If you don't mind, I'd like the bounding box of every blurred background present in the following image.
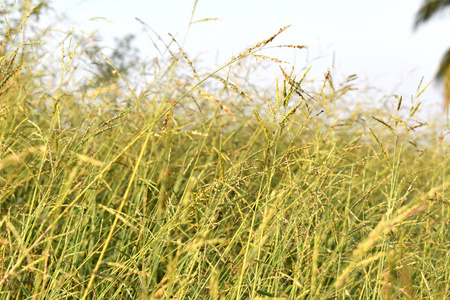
[50,0,450,116]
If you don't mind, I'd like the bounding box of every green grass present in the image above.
[0,2,449,299]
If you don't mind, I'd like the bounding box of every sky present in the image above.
[50,0,450,116]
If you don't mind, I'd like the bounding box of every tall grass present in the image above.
[0,2,449,299]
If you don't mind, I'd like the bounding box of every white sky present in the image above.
[51,0,450,115]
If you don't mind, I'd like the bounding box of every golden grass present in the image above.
[0,2,449,299]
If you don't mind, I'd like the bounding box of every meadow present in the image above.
[0,2,449,299]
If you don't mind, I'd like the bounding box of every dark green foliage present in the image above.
[414,0,450,107]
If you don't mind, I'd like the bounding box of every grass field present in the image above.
[0,2,449,299]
